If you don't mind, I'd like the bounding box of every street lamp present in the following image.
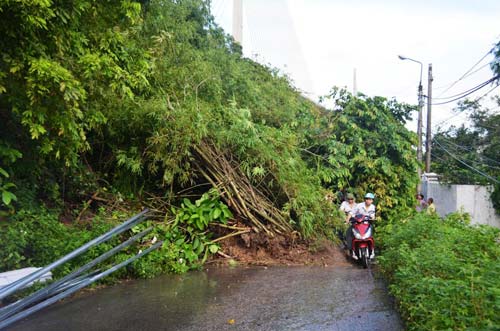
[398,55,424,191]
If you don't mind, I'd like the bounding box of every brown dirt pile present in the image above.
[212,231,349,267]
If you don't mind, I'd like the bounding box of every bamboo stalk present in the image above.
[210,229,251,243]
[216,251,232,258]
[209,223,249,231]
[193,141,292,238]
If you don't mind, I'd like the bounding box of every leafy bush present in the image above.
[131,190,232,276]
[377,212,500,330]
[0,191,232,282]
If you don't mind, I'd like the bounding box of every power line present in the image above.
[432,111,467,129]
[432,76,499,105]
[431,153,448,163]
[434,143,500,170]
[437,47,494,97]
[433,76,496,100]
[436,136,500,166]
[473,83,500,102]
[434,145,500,173]
[461,62,491,80]
[433,139,499,184]
[433,62,490,91]
[433,90,500,129]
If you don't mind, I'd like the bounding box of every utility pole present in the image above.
[398,55,424,192]
[417,80,423,192]
[425,64,433,173]
[232,0,243,45]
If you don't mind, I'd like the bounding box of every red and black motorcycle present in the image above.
[348,214,375,268]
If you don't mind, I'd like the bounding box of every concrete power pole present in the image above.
[425,64,433,173]
[417,81,423,191]
[232,0,243,45]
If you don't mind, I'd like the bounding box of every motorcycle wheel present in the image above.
[361,247,369,268]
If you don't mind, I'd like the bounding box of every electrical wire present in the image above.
[432,76,499,105]
[472,84,500,103]
[433,76,497,100]
[433,140,499,184]
[436,136,500,166]
[434,144,500,172]
[435,143,500,170]
[433,111,467,129]
[433,90,500,129]
[437,47,494,97]
[461,62,491,80]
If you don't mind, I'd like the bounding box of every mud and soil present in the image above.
[214,232,345,267]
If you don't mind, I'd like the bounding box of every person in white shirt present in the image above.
[349,194,376,220]
[345,193,376,259]
[339,193,356,222]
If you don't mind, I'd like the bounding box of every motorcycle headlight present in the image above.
[353,230,362,239]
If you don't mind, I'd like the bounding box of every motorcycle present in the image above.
[346,214,375,268]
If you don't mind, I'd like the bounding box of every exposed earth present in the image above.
[214,233,344,267]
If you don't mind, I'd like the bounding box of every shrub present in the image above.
[377,212,500,330]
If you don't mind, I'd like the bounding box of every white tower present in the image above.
[232,0,243,44]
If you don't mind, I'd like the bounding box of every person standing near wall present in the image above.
[426,198,436,215]
[416,193,427,212]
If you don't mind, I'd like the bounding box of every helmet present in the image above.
[346,193,354,200]
[364,193,375,199]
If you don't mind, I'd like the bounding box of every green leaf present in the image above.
[2,191,16,205]
[196,243,205,255]
[209,244,219,254]
[0,168,9,178]
[213,208,221,219]
[193,237,200,250]
[196,219,204,230]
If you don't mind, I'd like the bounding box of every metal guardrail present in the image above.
[0,209,163,330]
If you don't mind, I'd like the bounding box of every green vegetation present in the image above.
[0,190,230,280]
[0,1,499,330]
[0,0,418,274]
[378,213,500,330]
[430,40,500,212]
[432,99,500,213]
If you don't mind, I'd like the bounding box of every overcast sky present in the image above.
[210,0,500,131]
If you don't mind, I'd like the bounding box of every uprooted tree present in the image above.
[1,0,418,273]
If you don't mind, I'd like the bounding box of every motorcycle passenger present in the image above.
[345,193,376,259]
[339,193,356,223]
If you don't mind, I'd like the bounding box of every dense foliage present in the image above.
[0,0,418,231]
[432,99,500,213]
[0,0,417,283]
[0,190,230,277]
[378,213,500,330]
[1,2,498,330]
[311,88,418,218]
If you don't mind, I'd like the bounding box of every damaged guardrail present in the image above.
[0,209,162,330]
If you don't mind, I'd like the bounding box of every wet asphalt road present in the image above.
[7,265,403,331]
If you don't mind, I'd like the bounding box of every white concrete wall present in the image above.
[0,267,52,289]
[422,181,500,228]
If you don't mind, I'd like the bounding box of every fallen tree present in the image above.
[194,141,294,237]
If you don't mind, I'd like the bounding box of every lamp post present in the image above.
[398,55,424,191]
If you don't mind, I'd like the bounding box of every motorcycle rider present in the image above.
[345,193,376,259]
[339,193,356,223]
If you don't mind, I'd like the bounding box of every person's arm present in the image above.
[339,201,346,212]
[349,204,359,218]
[368,205,376,220]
